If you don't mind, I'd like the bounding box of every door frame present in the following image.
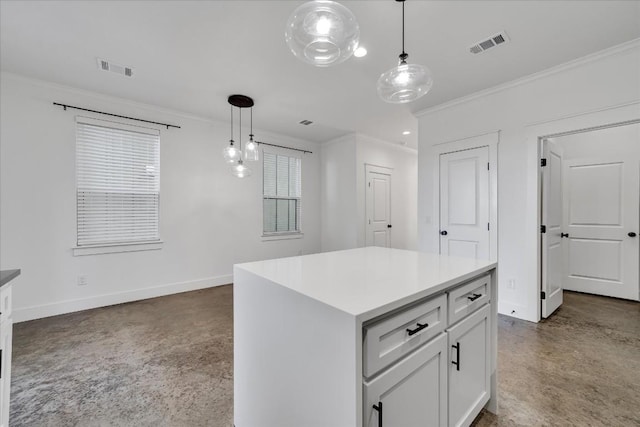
[434,132,499,262]
[525,101,640,321]
[365,164,393,247]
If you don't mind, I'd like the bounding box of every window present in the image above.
[263,152,301,235]
[75,117,160,248]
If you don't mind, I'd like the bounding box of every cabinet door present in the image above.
[364,333,447,427]
[448,304,490,427]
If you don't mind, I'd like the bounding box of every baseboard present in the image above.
[13,274,233,323]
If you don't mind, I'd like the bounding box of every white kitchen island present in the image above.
[234,247,497,427]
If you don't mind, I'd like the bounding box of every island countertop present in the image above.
[0,269,20,288]
[235,247,496,320]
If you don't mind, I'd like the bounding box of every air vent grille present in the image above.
[96,58,134,78]
[469,31,510,55]
[299,120,313,126]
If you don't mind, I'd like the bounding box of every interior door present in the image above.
[541,140,564,318]
[439,147,490,259]
[363,333,447,427]
[563,155,639,300]
[366,166,392,248]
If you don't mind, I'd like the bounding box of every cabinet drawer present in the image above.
[363,294,447,378]
[448,274,490,326]
[0,284,11,323]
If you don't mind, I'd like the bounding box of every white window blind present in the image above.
[263,152,301,234]
[76,117,160,246]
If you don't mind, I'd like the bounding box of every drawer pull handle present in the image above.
[467,293,482,301]
[406,322,429,336]
[451,343,460,371]
[373,401,382,427]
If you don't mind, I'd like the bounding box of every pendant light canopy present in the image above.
[377,0,433,104]
[285,0,360,67]
[224,95,258,178]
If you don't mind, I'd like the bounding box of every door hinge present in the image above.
[540,158,547,167]
[541,225,546,233]
[541,291,546,300]
[487,223,490,231]
[368,181,371,187]
[487,162,490,171]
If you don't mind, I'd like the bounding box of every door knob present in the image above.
[440,230,448,236]
[560,233,569,238]
[629,232,637,237]
[387,224,392,228]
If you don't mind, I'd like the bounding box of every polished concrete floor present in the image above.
[10,287,640,426]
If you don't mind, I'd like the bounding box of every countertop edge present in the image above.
[0,269,21,287]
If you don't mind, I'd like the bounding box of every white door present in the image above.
[366,166,392,248]
[439,147,490,259]
[447,304,491,427]
[563,156,639,300]
[363,333,447,427]
[541,140,564,317]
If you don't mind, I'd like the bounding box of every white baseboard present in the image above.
[13,274,233,323]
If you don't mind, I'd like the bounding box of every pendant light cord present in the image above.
[230,105,234,143]
[250,107,253,139]
[399,0,408,63]
[239,108,242,152]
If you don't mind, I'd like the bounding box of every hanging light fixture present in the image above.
[285,0,360,67]
[225,95,255,178]
[243,106,259,162]
[377,0,433,104]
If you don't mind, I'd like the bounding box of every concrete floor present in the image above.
[10,287,640,426]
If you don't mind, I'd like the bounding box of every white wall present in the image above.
[417,41,640,322]
[320,133,418,252]
[320,135,358,252]
[0,73,321,322]
[556,123,640,160]
[355,134,418,250]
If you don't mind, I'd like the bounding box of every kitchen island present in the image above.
[234,247,497,427]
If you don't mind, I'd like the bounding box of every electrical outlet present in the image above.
[77,275,88,286]
[507,279,516,290]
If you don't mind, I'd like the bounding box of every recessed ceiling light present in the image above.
[402,130,411,135]
[354,46,367,58]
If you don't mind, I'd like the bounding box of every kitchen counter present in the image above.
[234,247,498,426]
[0,269,20,288]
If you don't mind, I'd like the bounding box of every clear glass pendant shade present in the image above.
[230,160,252,178]
[244,138,259,161]
[377,61,433,104]
[223,142,242,164]
[285,0,360,67]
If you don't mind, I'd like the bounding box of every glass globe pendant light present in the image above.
[222,105,241,164]
[231,159,252,178]
[285,0,360,67]
[243,107,259,162]
[377,0,433,104]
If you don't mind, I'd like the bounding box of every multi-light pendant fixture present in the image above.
[223,95,258,178]
[285,0,432,103]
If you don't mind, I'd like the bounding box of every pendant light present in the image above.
[243,107,259,162]
[377,0,433,104]
[285,0,360,67]
[222,105,241,164]
[225,95,255,178]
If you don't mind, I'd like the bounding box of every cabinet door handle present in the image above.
[467,293,482,301]
[451,343,460,371]
[406,322,429,336]
[372,401,382,427]
[561,233,569,238]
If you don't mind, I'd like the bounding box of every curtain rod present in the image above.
[53,102,181,129]
[256,140,313,154]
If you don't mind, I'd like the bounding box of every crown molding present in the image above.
[415,38,640,118]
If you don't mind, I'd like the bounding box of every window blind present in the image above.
[263,152,301,233]
[76,117,160,246]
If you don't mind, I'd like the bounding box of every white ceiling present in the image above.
[1,1,639,148]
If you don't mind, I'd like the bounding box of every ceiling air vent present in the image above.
[299,120,313,126]
[96,58,134,78]
[469,31,510,55]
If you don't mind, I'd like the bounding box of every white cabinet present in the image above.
[0,282,13,427]
[364,333,447,427]
[447,304,491,427]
